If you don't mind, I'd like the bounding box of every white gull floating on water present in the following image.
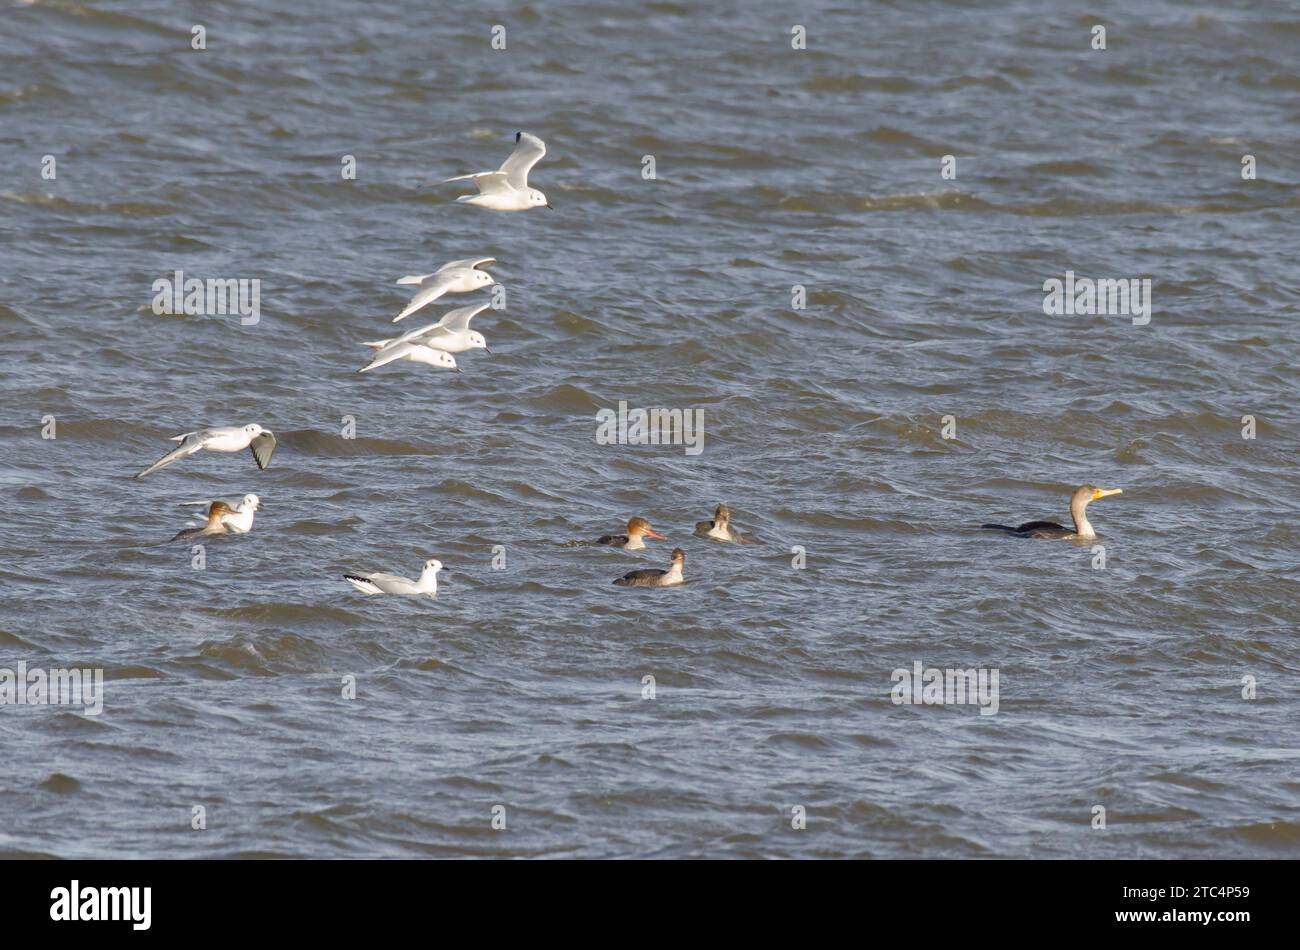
[344,559,443,597]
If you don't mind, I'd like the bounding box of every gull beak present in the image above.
[545,202,553,210]
[1094,488,1123,499]
[484,345,493,354]
[645,528,667,541]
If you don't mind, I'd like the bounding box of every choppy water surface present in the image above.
[1,0,1298,858]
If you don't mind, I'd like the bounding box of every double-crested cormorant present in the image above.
[613,548,685,587]
[982,485,1123,540]
[694,504,759,544]
[596,517,667,550]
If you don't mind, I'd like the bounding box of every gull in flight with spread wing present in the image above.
[135,424,276,478]
[363,302,492,358]
[393,257,496,323]
[344,558,443,597]
[357,340,459,374]
[443,132,551,211]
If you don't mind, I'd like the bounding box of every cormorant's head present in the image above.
[1074,485,1123,508]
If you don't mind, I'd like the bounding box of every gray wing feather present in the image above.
[499,132,546,189]
[249,431,276,470]
[441,302,491,332]
[135,437,202,478]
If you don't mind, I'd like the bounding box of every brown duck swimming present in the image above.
[613,548,685,588]
[694,503,758,544]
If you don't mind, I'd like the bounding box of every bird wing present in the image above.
[439,301,491,332]
[344,573,383,594]
[437,257,495,273]
[389,318,454,348]
[498,132,546,189]
[364,572,414,593]
[1014,520,1066,533]
[178,497,238,524]
[135,435,204,478]
[394,272,457,322]
[359,341,420,373]
[448,171,513,195]
[617,568,664,583]
[249,431,276,470]
[396,272,435,286]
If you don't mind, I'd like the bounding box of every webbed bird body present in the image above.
[982,485,1124,540]
[344,558,443,598]
[171,501,235,541]
[613,548,685,588]
[443,132,551,212]
[136,423,276,478]
[693,503,759,544]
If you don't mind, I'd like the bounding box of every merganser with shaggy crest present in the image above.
[596,517,667,550]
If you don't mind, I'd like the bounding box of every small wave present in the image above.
[802,74,918,94]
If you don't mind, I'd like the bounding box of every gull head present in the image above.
[424,558,444,574]
[244,423,265,438]
[473,270,494,288]
[413,347,458,371]
[240,493,261,511]
[466,331,488,352]
[527,188,551,209]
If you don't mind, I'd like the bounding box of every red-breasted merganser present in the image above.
[982,485,1123,540]
[694,503,758,544]
[613,548,685,588]
[177,494,261,535]
[171,500,237,541]
[596,517,667,550]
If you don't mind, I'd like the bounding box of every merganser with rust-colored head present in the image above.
[982,485,1124,540]
[694,503,759,544]
[596,517,667,551]
[613,548,685,588]
[171,500,237,542]
[177,494,261,535]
